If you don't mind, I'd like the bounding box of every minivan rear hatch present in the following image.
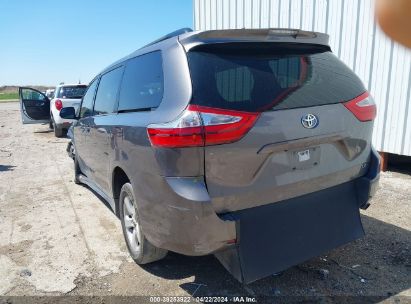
[187,43,374,213]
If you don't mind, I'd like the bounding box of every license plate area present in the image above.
[288,146,321,170]
[298,149,310,162]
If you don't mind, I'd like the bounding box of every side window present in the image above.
[79,80,99,118]
[118,51,164,111]
[21,88,47,101]
[94,67,123,115]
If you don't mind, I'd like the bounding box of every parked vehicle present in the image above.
[45,89,55,99]
[50,84,87,136]
[19,83,87,137]
[33,28,380,283]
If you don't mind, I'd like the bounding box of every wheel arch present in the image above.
[112,166,130,217]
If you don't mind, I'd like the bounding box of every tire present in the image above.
[119,183,167,264]
[51,114,64,137]
[74,154,81,184]
[54,123,64,137]
[68,142,75,160]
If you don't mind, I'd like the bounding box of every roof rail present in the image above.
[141,28,193,49]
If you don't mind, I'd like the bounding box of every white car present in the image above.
[45,89,55,99]
[49,84,87,137]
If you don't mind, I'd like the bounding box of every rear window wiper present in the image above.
[117,107,155,113]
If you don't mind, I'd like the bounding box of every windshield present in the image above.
[56,86,87,99]
[187,45,365,112]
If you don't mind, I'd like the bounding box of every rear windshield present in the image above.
[187,45,365,112]
[56,86,87,99]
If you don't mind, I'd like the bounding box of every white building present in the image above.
[193,0,411,157]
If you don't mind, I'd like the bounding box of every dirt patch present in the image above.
[99,217,118,234]
[19,224,32,232]
[0,240,34,266]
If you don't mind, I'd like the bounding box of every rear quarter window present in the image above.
[118,51,164,111]
[188,46,365,112]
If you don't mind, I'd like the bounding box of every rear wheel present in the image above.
[54,124,64,137]
[119,183,167,264]
[51,115,64,137]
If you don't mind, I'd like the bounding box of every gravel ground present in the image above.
[0,102,410,303]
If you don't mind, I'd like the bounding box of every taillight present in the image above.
[196,106,260,146]
[147,105,260,148]
[55,99,63,111]
[344,92,376,122]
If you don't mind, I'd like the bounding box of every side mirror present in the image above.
[60,107,77,119]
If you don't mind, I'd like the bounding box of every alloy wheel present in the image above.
[123,195,141,254]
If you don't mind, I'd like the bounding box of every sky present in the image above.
[0,0,193,86]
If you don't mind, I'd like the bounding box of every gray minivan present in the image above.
[59,28,381,283]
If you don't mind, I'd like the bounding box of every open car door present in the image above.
[19,87,50,124]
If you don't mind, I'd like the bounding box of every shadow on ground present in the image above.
[0,164,16,172]
[33,128,69,139]
[138,215,410,302]
[78,182,119,219]
[388,154,411,175]
[33,130,53,134]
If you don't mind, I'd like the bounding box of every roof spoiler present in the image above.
[179,28,330,50]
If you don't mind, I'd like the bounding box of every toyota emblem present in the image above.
[301,114,319,129]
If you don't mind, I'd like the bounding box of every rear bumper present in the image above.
[136,176,236,256]
[140,148,380,281]
[355,146,380,209]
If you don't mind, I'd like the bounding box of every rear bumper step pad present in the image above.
[215,180,365,284]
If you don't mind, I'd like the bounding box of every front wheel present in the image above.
[74,154,81,184]
[119,183,167,264]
